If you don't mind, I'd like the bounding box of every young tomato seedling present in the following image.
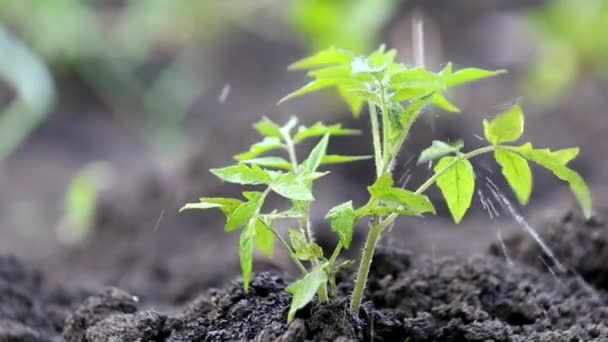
[183,45,592,322]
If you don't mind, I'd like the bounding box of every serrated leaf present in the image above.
[293,122,360,143]
[301,134,330,174]
[240,220,256,292]
[431,93,460,113]
[447,68,506,88]
[235,137,284,161]
[434,157,476,223]
[255,219,275,258]
[418,140,464,164]
[321,154,372,165]
[368,173,435,214]
[288,228,307,253]
[180,197,242,217]
[270,173,314,201]
[210,164,271,185]
[279,79,338,104]
[288,47,353,70]
[286,263,328,323]
[483,105,524,145]
[225,192,264,232]
[242,157,292,170]
[513,143,592,218]
[326,201,356,249]
[295,242,323,261]
[495,148,532,205]
[554,147,579,165]
[254,117,283,139]
[338,85,365,118]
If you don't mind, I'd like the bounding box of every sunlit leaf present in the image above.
[270,173,314,201]
[235,137,284,161]
[494,148,532,205]
[288,47,353,70]
[431,93,460,113]
[225,192,264,232]
[434,157,475,223]
[293,122,359,143]
[301,134,329,174]
[326,201,356,248]
[368,173,435,214]
[286,263,328,323]
[279,79,338,104]
[254,117,283,139]
[255,219,275,258]
[418,140,464,164]
[446,68,506,88]
[210,164,271,185]
[321,154,371,165]
[483,105,524,145]
[513,143,592,218]
[242,157,292,170]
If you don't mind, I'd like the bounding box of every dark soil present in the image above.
[2,204,608,341]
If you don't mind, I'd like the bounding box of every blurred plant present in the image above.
[289,0,398,53]
[0,27,54,162]
[524,0,608,105]
[58,162,113,244]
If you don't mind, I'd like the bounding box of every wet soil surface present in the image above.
[2,205,608,341]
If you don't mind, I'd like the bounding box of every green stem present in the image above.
[379,86,392,174]
[369,102,383,176]
[328,242,343,266]
[270,227,308,275]
[349,217,382,313]
[349,144,495,313]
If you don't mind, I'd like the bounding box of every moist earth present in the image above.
[1,205,608,341]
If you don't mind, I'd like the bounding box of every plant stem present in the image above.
[270,227,308,275]
[328,242,343,266]
[379,86,392,174]
[349,216,382,313]
[349,145,495,313]
[283,134,299,172]
[369,102,383,176]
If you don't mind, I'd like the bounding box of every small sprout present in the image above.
[182,45,592,322]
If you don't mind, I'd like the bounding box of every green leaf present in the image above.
[554,147,579,165]
[337,84,366,117]
[301,134,330,174]
[447,68,506,88]
[279,79,338,104]
[495,148,532,205]
[254,117,283,139]
[293,122,360,143]
[210,164,271,185]
[483,105,524,145]
[270,173,314,201]
[239,220,256,292]
[368,173,435,214]
[235,137,284,161]
[242,157,292,170]
[513,143,592,218]
[288,47,353,70]
[326,201,356,249]
[286,263,328,323]
[288,228,307,253]
[418,140,464,164]
[431,93,460,113]
[179,197,242,217]
[434,157,476,223]
[255,219,275,258]
[321,154,372,165]
[225,192,264,232]
[288,228,322,260]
